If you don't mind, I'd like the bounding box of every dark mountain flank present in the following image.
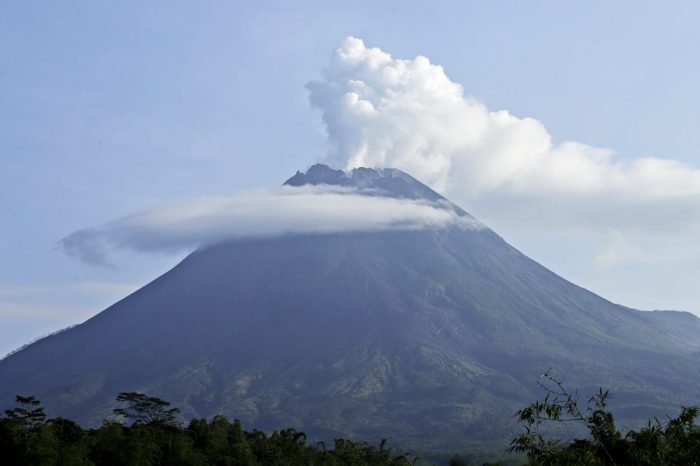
[2,165,700,449]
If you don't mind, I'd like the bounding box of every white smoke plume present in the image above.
[307,37,700,234]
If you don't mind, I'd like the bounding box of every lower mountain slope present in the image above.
[1,227,699,449]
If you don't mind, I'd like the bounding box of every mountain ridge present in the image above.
[1,165,699,449]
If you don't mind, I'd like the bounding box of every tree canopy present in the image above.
[3,382,700,465]
[112,392,180,426]
[0,393,415,466]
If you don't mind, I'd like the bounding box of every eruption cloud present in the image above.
[307,37,700,234]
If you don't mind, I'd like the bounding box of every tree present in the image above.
[3,395,46,432]
[509,370,621,465]
[509,370,700,466]
[112,392,180,426]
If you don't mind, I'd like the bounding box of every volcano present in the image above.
[2,164,700,449]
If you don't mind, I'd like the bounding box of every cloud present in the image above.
[61,37,700,276]
[61,186,478,266]
[307,37,700,234]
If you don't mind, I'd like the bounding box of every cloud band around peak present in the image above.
[61,186,480,266]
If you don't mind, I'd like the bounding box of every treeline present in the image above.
[4,381,700,466]
[0,393,416,466]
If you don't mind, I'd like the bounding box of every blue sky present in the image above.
[2,1,700,355]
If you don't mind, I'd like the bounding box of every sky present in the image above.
[2,1,700,356]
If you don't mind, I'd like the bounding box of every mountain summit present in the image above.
[1,165,700,449]
[285,164,449,203]
[285,164,469,218]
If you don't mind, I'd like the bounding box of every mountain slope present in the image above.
[1,165,699,449]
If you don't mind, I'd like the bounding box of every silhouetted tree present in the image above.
[510,370,700,466]
[3,395,46,432]
[112,392,180,426]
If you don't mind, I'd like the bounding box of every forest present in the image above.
[3,377,700,466]
[0,392,415,466]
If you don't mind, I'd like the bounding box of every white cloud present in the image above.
[307,37,700,234]
[61,186,478,266]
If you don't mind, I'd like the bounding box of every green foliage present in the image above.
[0,393,416,466]
[0,397,92,466]
[510,370,700,465]
[6,381,700,465]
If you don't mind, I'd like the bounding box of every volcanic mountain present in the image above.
[2,164,700,449]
